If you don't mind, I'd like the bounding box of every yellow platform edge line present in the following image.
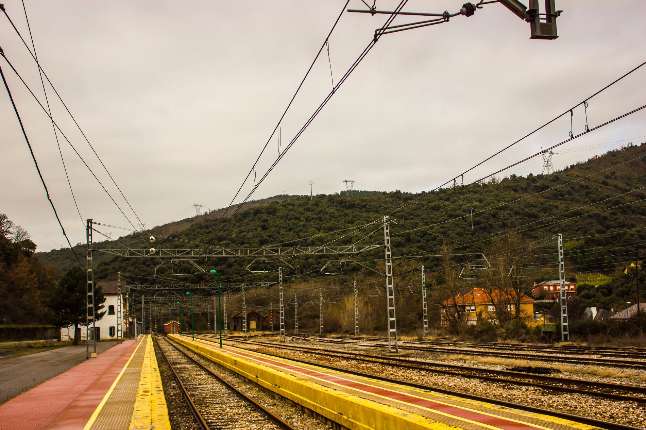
[84,337,145,430]
[129,336,171,430]
[171,334,459,430]
[218,341,594,430]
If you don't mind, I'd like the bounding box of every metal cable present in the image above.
[20,0,84,229]
[227,0,351,209]
[1,5,145,230]
[0,56,82,267]
[0,51,139,231]
[235,0,408,209]
[396,150,646,236]
[389,59,646,215]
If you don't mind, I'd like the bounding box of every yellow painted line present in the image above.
[84,337,145,430]
[222,343,503,430]
[129,336,171,430]
[172,335,459,430]
[193,336,593,430]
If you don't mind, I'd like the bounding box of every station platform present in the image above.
[0,335,170,430]
[172,334,595,430]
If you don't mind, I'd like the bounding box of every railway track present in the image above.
[193,336,641,430]
[285,335,646,363]
[225,337,646,403]
[155,336,294,430]
[378,342,646,369]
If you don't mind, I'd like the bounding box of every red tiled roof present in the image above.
[443,287,534,306]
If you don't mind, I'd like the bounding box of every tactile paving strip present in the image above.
[90,339,146,430]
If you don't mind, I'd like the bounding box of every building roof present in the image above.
[96,279,120,295]
[443,287,534,306]
[534,280,576,287]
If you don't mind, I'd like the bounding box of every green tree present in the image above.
[51,267,106,344]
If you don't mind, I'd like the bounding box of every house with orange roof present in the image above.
[441,287,535,326]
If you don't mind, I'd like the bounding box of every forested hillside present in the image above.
[33,144,646,337]
[39,143,646,283]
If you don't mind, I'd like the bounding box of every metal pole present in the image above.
[557,234,569,342]
[421,265,429,337]
[242,284,247,334]
[116,272,122,339]
[217,284,223,348]
[223,291,228,332]
[384,216,398,352]
[353,278,359,336]
[213,296,218,334]
[279,267,285,340]
[85,219,96,358]
[270,301,274,333]
[294,293,298,335]
[141,294,145,336]
[319,288,323,336]
[191,293,194,340]
[636,262,642,336]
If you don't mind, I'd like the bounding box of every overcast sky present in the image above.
[1,0,645,251]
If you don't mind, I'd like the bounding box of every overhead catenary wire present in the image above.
[389,59,646,216]
[20,0,83,229]
[0,50,139,231]
[394,105,646,239]
[236,1,409,209]
[0,53,82,267]
[395,149,646,237]
[227,0,351,210]
[1,5,145,230]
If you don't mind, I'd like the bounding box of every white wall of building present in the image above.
[60,294,126,341]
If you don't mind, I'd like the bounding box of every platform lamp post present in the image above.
[210,267,223,348]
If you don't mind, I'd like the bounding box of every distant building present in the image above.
[230,311,270,332]
[609,303,646,320]
[60,280,126,341]
[441,287,535,326]
[531,280,576,302]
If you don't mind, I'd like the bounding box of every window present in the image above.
[109,326,115,337]
[487,305,495,312]
[108,305,115,315]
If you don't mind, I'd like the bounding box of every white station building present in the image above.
[60,280,127,341]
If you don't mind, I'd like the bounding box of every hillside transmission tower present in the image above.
[343,179,355,191]
[542,149,556,174]
[193,203,204,216]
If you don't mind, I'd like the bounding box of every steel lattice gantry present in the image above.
[97,244,380,258]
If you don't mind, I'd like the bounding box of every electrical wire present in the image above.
[20,0,84,229]
[0,56,82,267]
[0,50,139,231]
[395,110,646,238]
[233,0,409,210]
[227,0,351,209]
[1,5,146,230]
[389,59,646,216]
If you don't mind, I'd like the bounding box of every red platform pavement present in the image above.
[0,339,139,430]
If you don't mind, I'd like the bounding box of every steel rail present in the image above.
[195,336,639,430]
[158,336,295,430]
[372,342,646,370]
[154,336,209,429]
[228,338,646,403]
